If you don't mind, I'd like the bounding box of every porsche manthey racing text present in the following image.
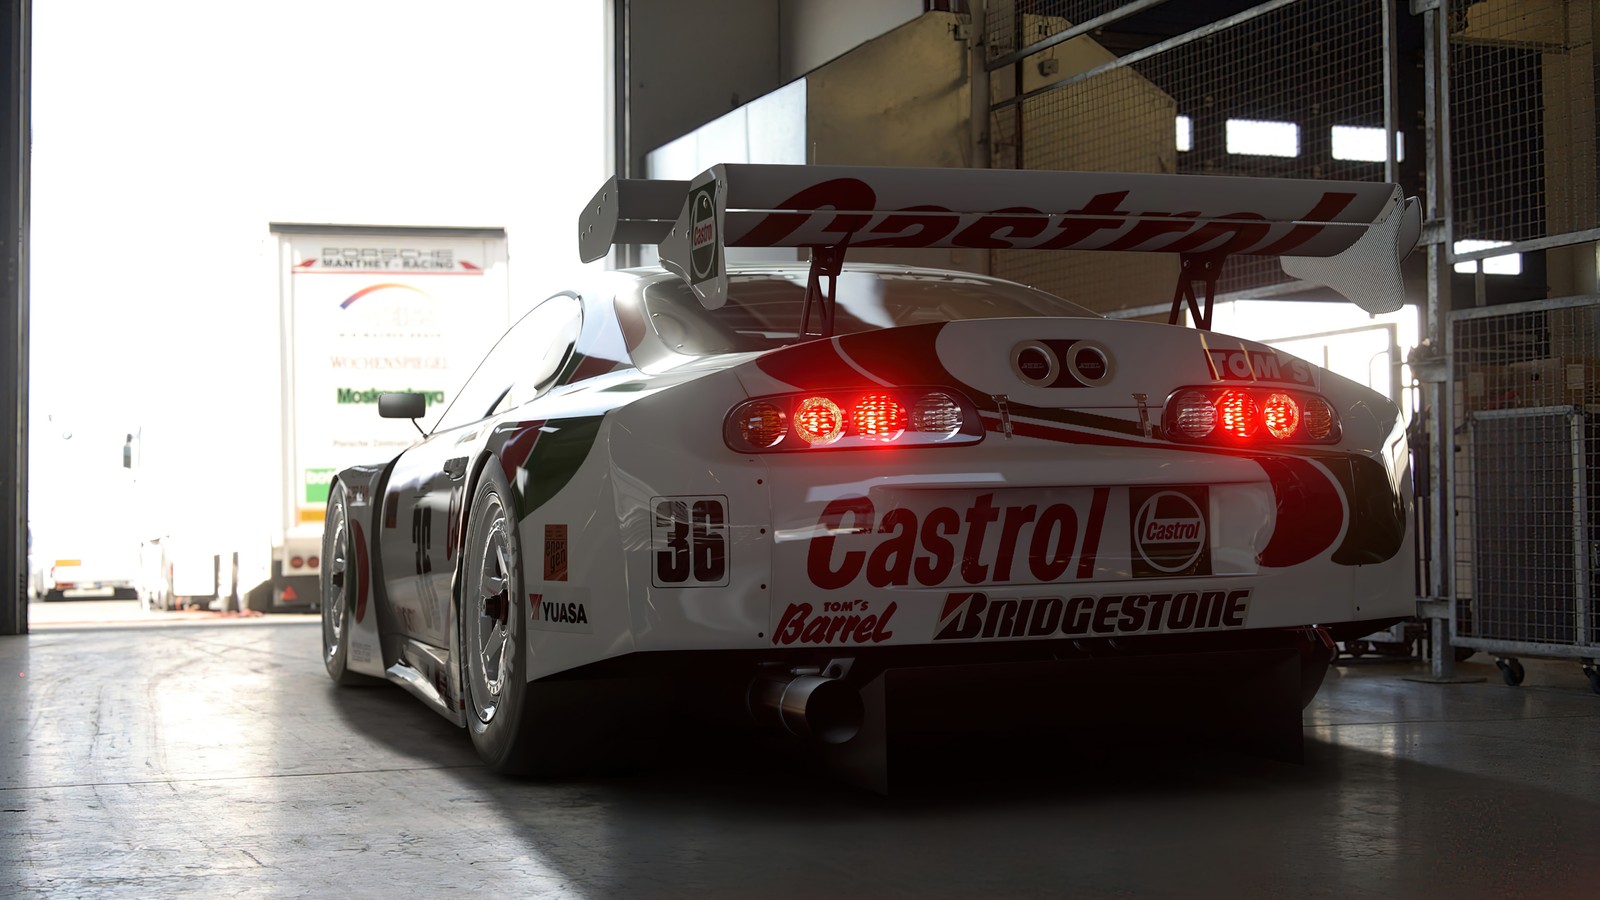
[318,164,1421,783]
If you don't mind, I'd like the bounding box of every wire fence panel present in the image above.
[986,0,1391,314]
[1451,298,1600,657]
[1449,0,1598,251]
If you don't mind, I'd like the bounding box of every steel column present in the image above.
[1,0,29,637]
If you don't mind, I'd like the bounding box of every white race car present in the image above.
[321,164,1421,781]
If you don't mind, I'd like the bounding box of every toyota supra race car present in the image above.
[320,164,1422,785]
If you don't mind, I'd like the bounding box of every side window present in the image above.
[433,294,583,433]
[496,296,583,413]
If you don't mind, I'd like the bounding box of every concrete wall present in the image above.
[625,0,781,175]
[779,0,923,81]
[625,0,926,171]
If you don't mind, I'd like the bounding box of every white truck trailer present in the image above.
[263,224,510,611]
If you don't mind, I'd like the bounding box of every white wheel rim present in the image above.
[467,490,515,724]
[322,499,350,663]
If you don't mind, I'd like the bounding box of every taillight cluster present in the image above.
[289,556,321,571]
[1164,387,1340,444]
[725,388,984,452]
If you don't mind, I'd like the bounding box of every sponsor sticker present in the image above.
[689,184,720,284]
[1129,486,1210,578]
[543,524,568,582]
[528,591,593,633]
[804,488,1111,590]
[932,588,1251,642]
[1208,348,1318,388]
[771,599,896,646]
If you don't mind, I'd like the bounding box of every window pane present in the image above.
[1331,125,1404,162]
[1453,240,1522,276]
[1225,119,1299,157]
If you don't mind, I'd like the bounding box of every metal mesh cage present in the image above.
[1451,299,1600,654]
[985,0,1390,312]
[1449,0,1598,248]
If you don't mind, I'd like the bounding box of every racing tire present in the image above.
[459,464,547,774]
[322,481,380,686]
[42,589,64,602]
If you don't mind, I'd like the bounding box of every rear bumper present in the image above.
[540,617,1400,687]
[530,620,1385,791]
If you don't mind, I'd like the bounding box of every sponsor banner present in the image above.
[1128,485,1210,578]
[528,591,592,633]
[933,588,1251,642]
[285,231,507,524]
[1207,347,1319,388]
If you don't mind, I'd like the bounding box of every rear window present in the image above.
[639,269,1096,357]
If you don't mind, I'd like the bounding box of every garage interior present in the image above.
[4,0,1600,895]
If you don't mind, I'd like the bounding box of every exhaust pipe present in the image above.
[748,673,864,745]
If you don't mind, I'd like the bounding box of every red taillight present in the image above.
[1261,392,1301,440]
[308,556,320,570]
[851,393,907,441]
[794,397,845,445]
[725,388,983,452]
[290,556,304,569]
[1164,386,1340,445]
[1217,391,1259,439]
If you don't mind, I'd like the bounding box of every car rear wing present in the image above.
[578,163,1421,328]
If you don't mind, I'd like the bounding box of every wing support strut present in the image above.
[800,242,849,340]
[1169,251,1228,332]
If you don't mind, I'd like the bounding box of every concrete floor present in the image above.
[3,610,1599,898]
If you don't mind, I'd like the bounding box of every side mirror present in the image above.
[378,392,427,420]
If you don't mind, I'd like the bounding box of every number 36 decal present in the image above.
[651,495,729,587]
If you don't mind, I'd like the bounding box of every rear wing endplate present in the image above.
[579,164,1421,328]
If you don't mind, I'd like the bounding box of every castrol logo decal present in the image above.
[804,489,1112,590]
[1130,486,1210,578]
[689,184,719,283]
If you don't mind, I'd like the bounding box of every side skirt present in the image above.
[387,638,467,726]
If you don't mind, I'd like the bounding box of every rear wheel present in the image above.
[460,465,545,773]
[322,481,378,686]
